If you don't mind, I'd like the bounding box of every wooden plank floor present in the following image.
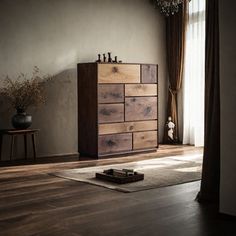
[0,145,235,236]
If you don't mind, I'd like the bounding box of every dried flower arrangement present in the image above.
[0,66,51,112]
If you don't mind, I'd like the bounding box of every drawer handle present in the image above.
[144,106,152,115]
[100,108,116,116]
[106,140,116,147]
[110,92,122,99]
[112,67,118,73]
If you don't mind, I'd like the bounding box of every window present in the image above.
[183,0,206,147]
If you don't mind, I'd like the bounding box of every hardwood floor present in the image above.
[0,145,235,236]
[0,144,202,169]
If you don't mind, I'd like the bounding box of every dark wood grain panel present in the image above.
[141,64,157,83]
[98,133,132,154]
[133,131,158,149]
[98,84,124,103]
[98,64,140,83]
[125,97,157,121]
[78,63,98,156]
[98,104,124,124]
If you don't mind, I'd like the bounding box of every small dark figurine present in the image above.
[113,56,118,63]
[108,52,112,62]
[103,53,106,62]
[96,54,101,63]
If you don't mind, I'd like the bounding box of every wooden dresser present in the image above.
[77,63,158,158]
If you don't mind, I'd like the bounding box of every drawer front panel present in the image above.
[125,97,157,121]
[98,104,124,123]
[133,131,158,149]
[141,64,157,83]
[98,64,140,83]
[125,84,157,97]
[98,84,124,103]
[99,120,157,135]
[98,133,132,154]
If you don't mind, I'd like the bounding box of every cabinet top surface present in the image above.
[77,62,158,66]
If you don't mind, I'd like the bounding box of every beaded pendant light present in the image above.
[154,0,184,16]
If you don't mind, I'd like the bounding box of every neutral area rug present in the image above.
[51,154,202,193]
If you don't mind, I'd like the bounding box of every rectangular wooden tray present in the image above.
[95,169,144,184]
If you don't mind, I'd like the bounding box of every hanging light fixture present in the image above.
[154,0,184,16]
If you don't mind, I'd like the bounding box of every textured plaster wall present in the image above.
[0,0,167,159]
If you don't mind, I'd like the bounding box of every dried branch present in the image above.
[0,66,51,111]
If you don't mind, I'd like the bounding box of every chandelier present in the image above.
[154,0,183,16]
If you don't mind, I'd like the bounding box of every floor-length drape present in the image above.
[198,0,220,203]
[164,0,188,143]
[183,0,205,147]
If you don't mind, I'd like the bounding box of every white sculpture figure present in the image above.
[167,116,175,141]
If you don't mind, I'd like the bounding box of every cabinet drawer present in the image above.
[98,133,132,154]
[125,97,157,121]
[125,84,157,96]
[98,104,124,123]
[133,131,158,149]
[98,64,140,83]
[99,120,157,135]
[98,84,124,103]
[141,64,157,83]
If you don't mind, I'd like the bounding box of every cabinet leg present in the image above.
[0,135,2,161]
[10,135,15,161]
[24,134,27,160]
[32,134,36,160]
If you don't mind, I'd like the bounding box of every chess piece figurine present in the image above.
[108,52,112,63]
[96,54,101,63]
[113,56,118,63]
[103,53,106,62]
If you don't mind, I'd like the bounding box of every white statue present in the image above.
[167,116,175,141]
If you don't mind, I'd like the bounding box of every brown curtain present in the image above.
[198,0,220,203]
[164,0,188,143]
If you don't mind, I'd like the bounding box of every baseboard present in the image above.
[37,152,80,159]
[0,152,80,167]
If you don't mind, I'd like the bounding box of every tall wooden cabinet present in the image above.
[77,63,158,158]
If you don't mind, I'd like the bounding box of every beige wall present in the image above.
[219,0,236,216]
[0,0,167,159]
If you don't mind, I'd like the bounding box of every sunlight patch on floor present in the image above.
[174,166,202,172]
